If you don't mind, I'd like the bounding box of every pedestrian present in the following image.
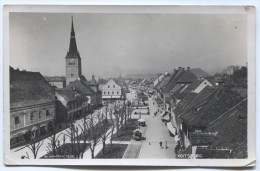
[165,141,168,149]
[159,141,163,149]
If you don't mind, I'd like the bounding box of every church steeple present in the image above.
[65,17,82,85]
[66,16,80,58]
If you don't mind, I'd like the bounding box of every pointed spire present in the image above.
[71,16,75,37]
[66,16,80,58]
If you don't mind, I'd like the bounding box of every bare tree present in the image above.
[108,107,116,145]
[113,103,121,137]
[84,113,101,159]
[96,110,112,155]
[24,131,44,159]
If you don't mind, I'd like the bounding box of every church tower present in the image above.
[65,17,82,85]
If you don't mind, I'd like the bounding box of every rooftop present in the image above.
[10,68,54,108]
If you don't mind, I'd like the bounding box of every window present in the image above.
[113,85,115,88]
[112,91,114,94]
[39,111,42,119]
[71,74,74,76]
[15,116,20,125]
[30,113,34,120]
[108,85,110,88]
[117,91,119,94]
[108,91,110,95]
[46,110,50,116]
[103,91,106,95]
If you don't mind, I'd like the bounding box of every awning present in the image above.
[138,118,145,122]
[163,114,171,122]
[133,129,143,133]
[161,111,167,117]
[167,122,177,136]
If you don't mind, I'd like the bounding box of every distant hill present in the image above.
[124,73,160,80]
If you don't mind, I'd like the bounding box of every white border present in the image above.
[3,5,256,167]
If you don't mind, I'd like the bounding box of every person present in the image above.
[159,141,163,149]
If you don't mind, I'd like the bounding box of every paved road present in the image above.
[138,95,177,158]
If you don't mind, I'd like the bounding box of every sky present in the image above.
[9,13,247,79]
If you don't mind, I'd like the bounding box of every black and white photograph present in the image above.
[3,5,256,166]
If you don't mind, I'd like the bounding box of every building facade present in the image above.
[10,68,56,148]
[101,79,124,100]
[55,88,89,122]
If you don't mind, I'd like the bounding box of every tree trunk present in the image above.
[91,149,95,159]
[102,141,106,155]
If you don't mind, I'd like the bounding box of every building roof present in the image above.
[162,68,198,93]
[44,76,66,82]
[56,88,83,102]
[181,86,244,128]
[10,69,54,108]
[190,68,211,78]
[66,79,96,95]
[174,86,216,118]
[66,17,80,59]
[205,99,247,158]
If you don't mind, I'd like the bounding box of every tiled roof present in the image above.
[189,132,217,146]
[66,79,96,95]
[162,69,185,92]
[174,86,216,119]
[177,70,198,83]
[186,86,244,127]
[205,99,247,158]
[157,76,171,90]
[10,69,54,108]
[44,76,65,82]
[56,88,81,102]
[190,68,211,78]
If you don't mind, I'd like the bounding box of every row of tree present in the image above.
[23,100,133,159]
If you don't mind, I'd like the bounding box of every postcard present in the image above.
[3,5,256,167]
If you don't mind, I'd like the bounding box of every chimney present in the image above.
[187,67,190,70]
[178,67,182,70]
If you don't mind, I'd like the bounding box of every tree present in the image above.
[108,106,116,145]
[84,113,101,159]
[96,110,112,155]
[24,131,44,159]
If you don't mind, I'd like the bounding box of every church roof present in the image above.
[66,17,80,59]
